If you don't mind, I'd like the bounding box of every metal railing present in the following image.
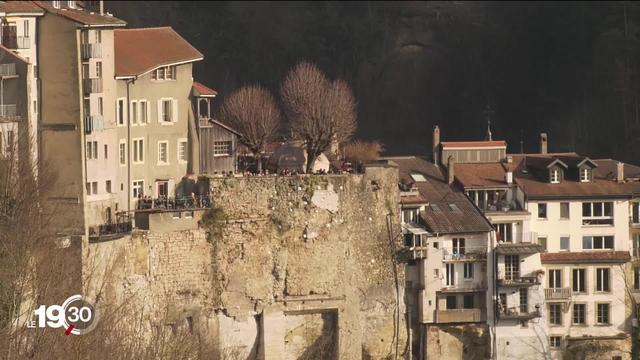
[83,78,102,94]
[81,43,102,59]
[199,117,211,128]
[498,307,541,320]
[89,220,132,239]
[137,194,211,211]
[544,287,571,300]
[498,272,540,286]
[442,246,487,261]
[0,63,16,77]
[0,104,18,119]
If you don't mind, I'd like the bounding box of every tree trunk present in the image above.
[255,152,262,174]
[306,150,317,174]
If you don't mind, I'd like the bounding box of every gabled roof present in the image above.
[455,162,511,188]
[114,27,203,78]
[209,119,242,136]
[35,1,125,26]
[0,1,44,14]
[193,81,217,97]
[441,140,506,149]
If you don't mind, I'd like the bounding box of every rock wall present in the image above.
[426,324,490,360]
[84,163,407,359]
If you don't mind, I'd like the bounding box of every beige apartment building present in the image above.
[37,0,126,235]
[113,27,203,212]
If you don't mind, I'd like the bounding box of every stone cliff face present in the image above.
[85,164,406,359]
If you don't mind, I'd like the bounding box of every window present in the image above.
[634,234,640,257]
[550,169,560,183]
[178,140,187,163]
[401,208,419,224]
[549,304,562,325]
[158,141,168,164]
[67,0,75,8]
[85,182,90,195]
[132,139,144,163]
[596,303,610,324]
[582,202,613,225]
[446,295,457,310]
[162,99,173,122]
[538,203,547,219]
[505,255,520,280]
[119,141,126,166]
[445,263,454,286]
[132,180,144,198]
[106,180,111,193]
[96,61,102,78]
[86,141,92,159]
[634,267,640,290]
[86,141,98,159]
[538,237,547,251]
[582,236,614,250]
[548,269,562,288]
[519,288,528,313]
[139,100,148,124]
[104,144,108,159]
[560,202,570,219]
[494,223,513,242]
[464,263,474,279]
[91,182,97,195]
[463,295,474,309]
[453,238,465,255]
[98,97,103,116]
[573,304,586,325]
[560,236,570,251]
[23,20,29,37]
[95,29,101,43]
[572,268,586,293]
[117,99,125,125]
[549,336,562,349]
[130,101,138,125]
[580,168,592,182]
[213,141,232,156]
[52,0,60,8]
[152,65,176,80]
[596,268,610,292]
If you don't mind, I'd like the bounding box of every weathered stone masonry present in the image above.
[85,163,407,359]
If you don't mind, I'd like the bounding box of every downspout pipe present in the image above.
[126,77,135,216]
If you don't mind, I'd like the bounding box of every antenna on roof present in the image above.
[520,129,524,154]
[483,105,494,141]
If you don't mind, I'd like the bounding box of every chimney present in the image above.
[433,125,440,165]
[617,162,625,183]
[447,155,455,185]
[100,0,104,15]
[505,156,513,184]
[540,133,548,154]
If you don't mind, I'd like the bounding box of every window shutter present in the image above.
[146,101,151,124]
[172,99,178,123]
[157,100,163,123]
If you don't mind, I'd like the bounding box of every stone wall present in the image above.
[84,163,407,359]
[425,324,490,360]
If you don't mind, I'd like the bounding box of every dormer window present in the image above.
[550,169,560,183]
[580,168,592,182]
[67,1,76,9]
[52,0,61,8]
[152,66,176,81]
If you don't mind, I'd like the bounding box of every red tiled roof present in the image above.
[455,162,510,188]
[193,81,217,97]
[0,1,44,14]
[511,154,640,199]
[441,141,506,148]
[35,1,125,26]
[541,251,630,264]
[114,27,203,77]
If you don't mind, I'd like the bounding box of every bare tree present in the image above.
[281,62,357,173]
[219,85,281,173]
[343,140,384,172]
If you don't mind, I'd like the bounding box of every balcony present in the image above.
[442,246,487,262]
[81,43,102,59]
[0,63,17,78]
[0,104,19,121]
[83,78,102,94]
[136,195,211,211]
[88,220,132,242]
[84,115,104,134]
[498,272,541,287]
[544,287,571,300]
[2,36,30,50]
[498,307,541,321]
[436,309,482,323]
[199,117,212,128]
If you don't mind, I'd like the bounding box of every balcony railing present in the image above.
[0,104,19,121]
[2,36,30,49]
[83,78,102,94]
[136,195,211,211]
[0,63,16,77]
[88,220,132,241]
[436,309,482,323]
[544,287,571,300]
[81,43,102,59]
[199,117,212,128]
[498,307,541,321]
[84,115,104,134]
[498,273,540,287]
[442,246,487,262]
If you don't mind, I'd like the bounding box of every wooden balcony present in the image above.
[545,287,571,300]
[436,309,482,323]
[0,104,20,121]
[498,308,541,321]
